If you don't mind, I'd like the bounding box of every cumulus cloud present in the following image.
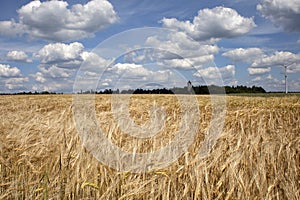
[0,64,26,91]
[34,72,46,83]
[83,71,99,77]
[152,70,173,82]
[124,48,180,65]
[0,0,118,41]
[102,63,175,89]
[109,63,153,79]
[289,78,300,91]
[36,65,74,80]
[222,48,264,63]
[35,42,84,65]
[193,65,235,85]
[251,76,263,82]
[5,77,29,90]
[80,51,113,71]
[0,20,25,37]
[32,66,76,92]
[160,58,194,70]
[145,32,218,68]
[250,74,284,91]
[144,8,254,71]
[32,80,73,92]
[161,6,256,41]
[123,47,213,70]
[147,32,219,57]
[33,65,76,92]
[33,42,112,93]
[257,0,300,32]
[250,51,300,68]
[287,63,300,73]
[248,67,271,75]
[33,64,76,91]
[0,64,21,77]
[35,42,110,71]
[244,51,300,77]
[6,50,32,63]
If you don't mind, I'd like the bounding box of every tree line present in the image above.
[0,91,63,95]
[81,85,266,94]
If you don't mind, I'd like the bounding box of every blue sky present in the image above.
[0,0,299,93]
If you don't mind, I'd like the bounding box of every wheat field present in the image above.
[0,94,299,199]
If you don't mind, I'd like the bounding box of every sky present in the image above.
[0,0,299,93]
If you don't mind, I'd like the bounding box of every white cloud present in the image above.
[245,51,300,76]
[0,64,21,77]
[251,51,300,68]
[219,65,236,79]
[109,63,152,78]
[32,65,75,84]
[250,74,284,91]
[6,50,32,63]
[37,65,74,79]
[33,65,76,92]
[153,70,173,82]
[33,43,112,92]
[5,77,29,90]
[161,6,256,41]
[222,48,264,63]
[101,63,176,89]
[248,67,271,75]
[147,32,219,57]
[109,63,173,82]
[0,0,118,41]
[35,42,84,66]
[159,58,194,70]
[0,65,27,91]
[186,55,215,67]
[32,42,83,91]
[34,72,46,83]
[289,78,300,91]
[145,32,218,68]
[32,80,73,92]
[35,43,110,71]
[251,76,262,82]
[5,77,29,84]
[84,71,98,77]
[257,0,300,32]
[80,51,112,71]
[124,49,179,65]
[0,20,24,37]
[193,65,235,85]
[287,63,300,73]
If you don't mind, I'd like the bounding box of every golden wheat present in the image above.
[0,94,299,199]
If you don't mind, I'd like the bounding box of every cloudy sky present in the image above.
[0,0,299,93]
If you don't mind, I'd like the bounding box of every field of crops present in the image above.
[0,94,299,199]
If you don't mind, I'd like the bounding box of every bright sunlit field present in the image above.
[0,94,299,199]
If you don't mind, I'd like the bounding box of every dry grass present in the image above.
[0,94,299,199]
